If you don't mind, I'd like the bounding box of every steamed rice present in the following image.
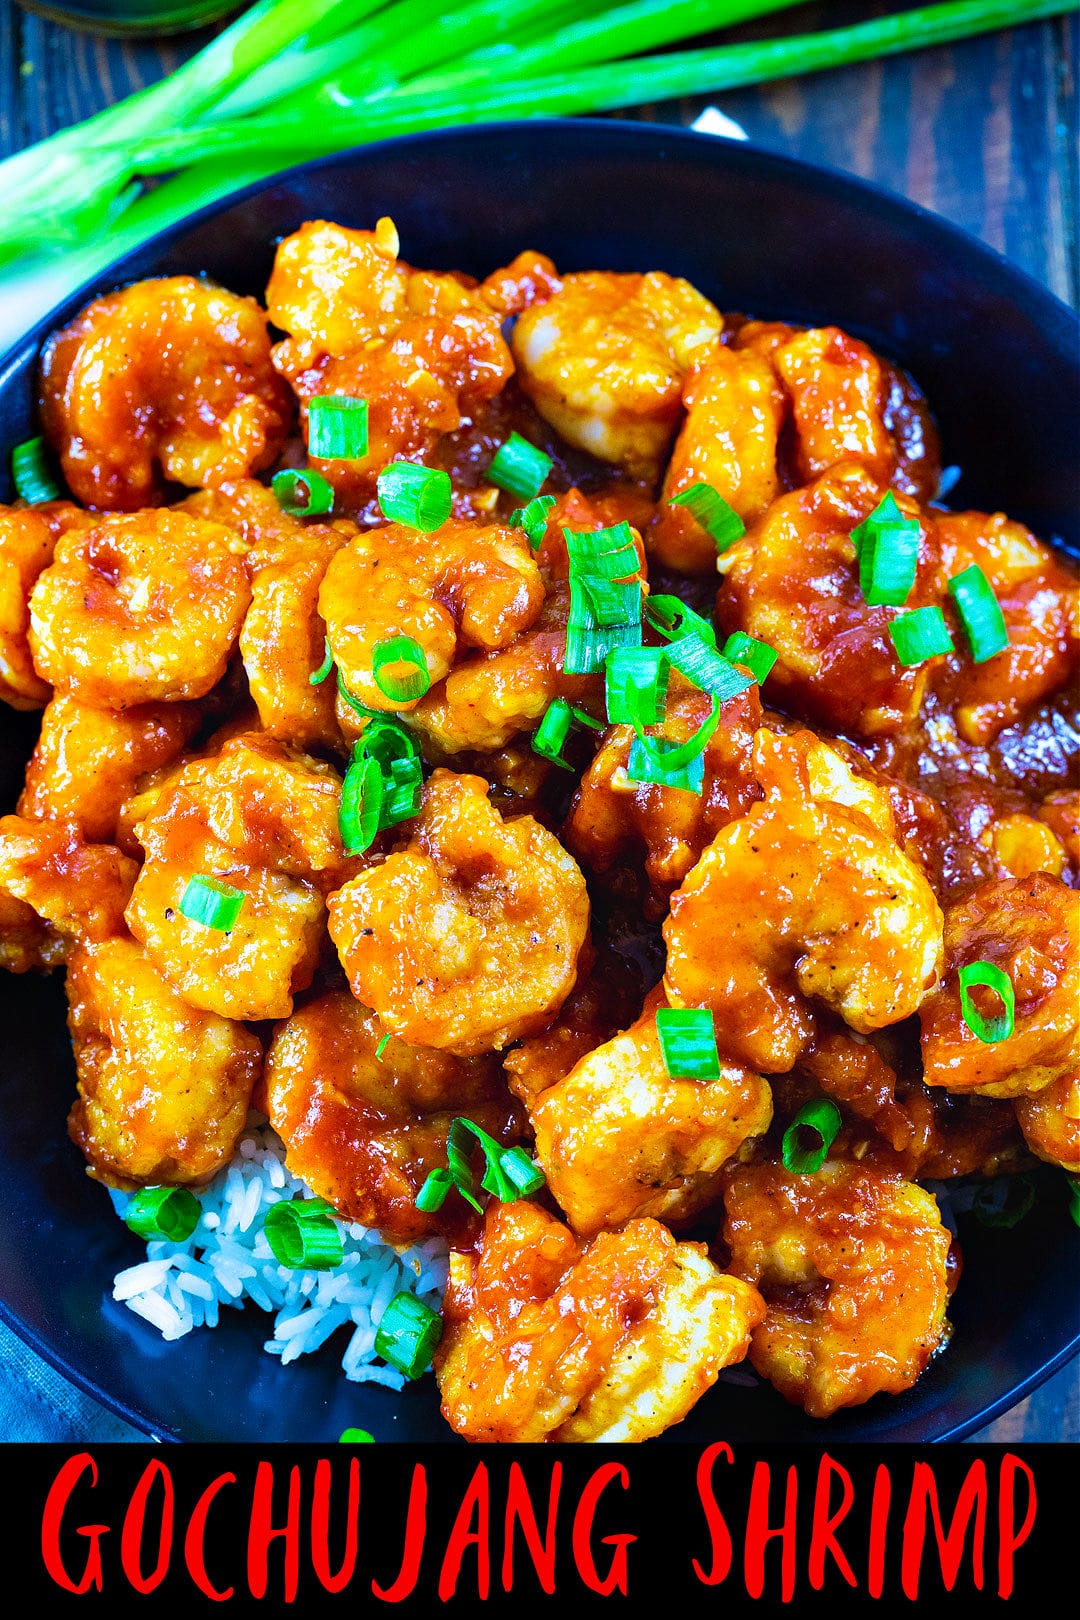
[108,1114,449,1389]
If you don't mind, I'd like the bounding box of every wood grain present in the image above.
[0,0,1076,1444]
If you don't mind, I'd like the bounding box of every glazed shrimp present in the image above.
[39,276,292,510]
[28,509,251,709]
[722,1159,952,1418]
[319,518,543,713]
[531,989,772,1239]
[0,814,136,951]
[0,502,98,710]
[1013,1067,1080,1172]
[663,732,943,1072]
[435,1201,764,1443]
[328,770,590,1055]
[511,270,723,475]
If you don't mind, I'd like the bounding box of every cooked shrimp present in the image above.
[0,814,135,948]
[663,732,943,1071]
[66,936,262,1187]
[0,501,97,710]
[39,276,292,510]
[266,217,408,369]
[919,873,1079,1097]
[532,989,772,1238]
[435,1200,764,1442]
[319,518,543,713]
[723,1159,952,1417]
[28,509,251,709]
[1014,1067,1080,1172]
[771,326,897,486]
[717,463,942,738]
[512,270,722,475]
[0,887,65,974]
[503,948,643,1108]
[260,990,521,1244]
[651,344,785,572]
[328,769,590,1055]
[982,812,1067,880]
[1039,789,1079,867]
[18,693,199,842]
[478,249,561,315]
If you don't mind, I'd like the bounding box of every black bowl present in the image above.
[1,121,1077,1444]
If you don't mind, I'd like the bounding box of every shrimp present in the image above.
[982,812,1067,880]
[1013,1067,1080,1172]
[503,947,643,1108]
[771,326,897,487]
[328,769,590,1056]
[511,270,723,475]
[318,517,543,713]
[478,249,561,316]
[434,1200,764,1442]
[260,990,521,1244]
[18,693,199,842]
[532,989,772,1238]
[125,734,355,1021]
[651,344,785,573]
[722,1160,952,1417]
[39,276,292,510]
[1039,789,1079,867]
[919,873,1079,1097]
[0,888,65,974]
[717,463,943,739]
[0,501,96,710]
[66,936,262,1188]
[265,217,408,370]
[663,731,943,1072]
[0,814,136,950]
[28,509,251,709]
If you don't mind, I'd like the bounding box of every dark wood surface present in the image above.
[0,0,1076,1445]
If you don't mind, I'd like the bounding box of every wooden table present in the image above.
[0,0,1076,1445]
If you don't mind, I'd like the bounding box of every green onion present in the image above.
[377,462,452,532]
[337,667,376,719]
[372,635,432,703]
[272,467,335,516]
[310,638,334,685]
[11,436,62,503]
[655,1006,721,1080]
[308,395,369,460]
[887,605,954,666]
[669,481,745,554]
[374,1291,442,1380]
[645,594,717,647]
[124,1187,200,1243]
[382,754,424,823]
[415,1168,455,1212]
[416,1115,546,1216]
[499,1146,546,1196]
[375,1033,391,1061]
[508,493,556,551]
[664,636,755,704]
[338,1429,375,1443]
[948,564,1010,663]
[958,960,1015,1044]
[339,753,384,855]
[532,698,602,770]
[178,874,245,932]
[626,697,722,793]
[782,1099,842,1174]
[1068,1176,1080,1229]
[355,713,421,771]
[605,646,670,726]
[971,1174,1035,1230]
[720,631,777,685]
[853,491,922,606]
[487,432,553,500]
[564,523,643,675]
[264,1198,344,1270]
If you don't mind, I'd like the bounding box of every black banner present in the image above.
[3,1441,1074,1612]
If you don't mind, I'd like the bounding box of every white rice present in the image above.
[108,1115,449,1389]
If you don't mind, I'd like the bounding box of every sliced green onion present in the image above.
[272,467,335,517]
[887,606,954,667]
[782,1099,842,1175]
[851,492,922,606]
[1068,1176,1080,1229]
[645,594,717,647]
[850,491,905,554]
[375,1033,391,1061]
[720,631,777,685]
[655,1007,721,1080]
[948,564,1010,663]
[422,1116,547,1217]
[509,493,556,551]
[532,698,601,770]
[338,1429,374,1443]
[628,693,722,786]
[487,432,552,500]
[499,1146,546,1197]
[178,874,245,932]
[382,753,424,825]
[972,1174,1035,1229]
[310,638,334,686]
[377,462,451,532]
[374,1292,442,1381]
[339,754,384,855]
[627,735,706,795]
[958,960,1015,1044]
[124,1186,200,1243]
[415,1168,455,1213]
[308,395,369,460]
[11,435,62,502]
[372,635,431,703]
[264,1199,344,1270]
[605,646,670,726]
[564,522,639,573]
[563,523,645,675]
[669,481,745,554]
[664,635,755,703]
